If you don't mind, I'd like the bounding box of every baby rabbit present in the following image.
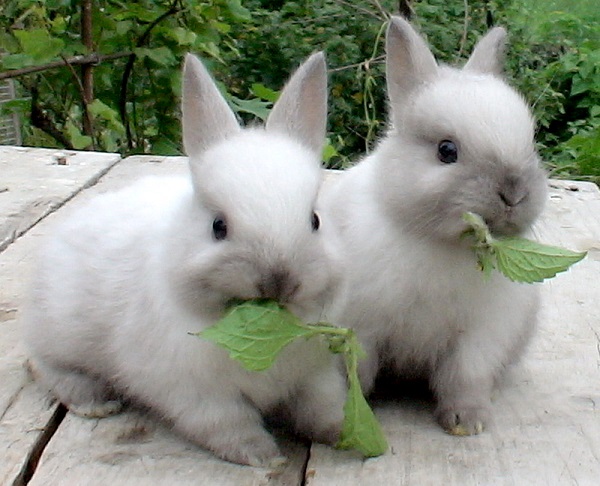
[321,17,548,435]
[23,52,347,466]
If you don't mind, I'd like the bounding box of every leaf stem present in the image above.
[303,322,352,337]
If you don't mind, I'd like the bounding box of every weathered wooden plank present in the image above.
[3,148,599,485]
[65,154,189,196]
[0,379,61,486]
[28,411,307,486]
[0,147,125,484]
[0,146,121,252]
[306,180,600,485]
[1,153,309,485]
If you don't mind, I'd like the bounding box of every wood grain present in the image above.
[2,148,598,485]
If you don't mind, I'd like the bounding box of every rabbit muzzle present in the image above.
[256,268,301,303]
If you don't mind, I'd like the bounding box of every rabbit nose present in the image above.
[498,189,527,207]
[498,176,528,207]
[257,269,300,303]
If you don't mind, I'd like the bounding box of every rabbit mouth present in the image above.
[216,272,301,309]
[484,217,523,237]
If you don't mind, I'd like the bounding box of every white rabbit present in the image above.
[321,17,548,436]
[23,52,347,466]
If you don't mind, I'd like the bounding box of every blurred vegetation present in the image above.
[0,0,598,181]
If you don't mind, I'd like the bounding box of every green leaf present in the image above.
[14,29,64,62]
[225,0,252,21]
[88,99,125,133]
[1,53,34,70]
[228,95,272,121]
[197,300,316,371]
[337,378,388,456]
[196,299,388,458]
[135,47,178,66]
[197,41,223,63]
[462,212,587,283]
[250,83,279,103]
[171,27,197,46]
[492,238,587,283]
[65,121,92,150]
[322,141,339,164]
[336,331,388,457]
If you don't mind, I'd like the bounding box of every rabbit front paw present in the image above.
[435,402,491,436]
[69,400,123,418]
[217,432,286,468]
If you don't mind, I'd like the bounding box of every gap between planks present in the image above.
[11,404,67,486]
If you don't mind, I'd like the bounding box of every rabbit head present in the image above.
[176,53,339,320]
[377,17,547,241]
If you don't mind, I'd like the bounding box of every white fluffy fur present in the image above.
[23,52,346,467]
[321,17,548,435]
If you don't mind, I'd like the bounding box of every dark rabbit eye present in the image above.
[311,211,320,232]
[212,217,228,240]
[438,140,458,164]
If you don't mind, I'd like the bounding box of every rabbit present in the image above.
[22,51,348,467]
[320,17,548,436]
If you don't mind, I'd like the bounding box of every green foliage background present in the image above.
[1,0,598,181]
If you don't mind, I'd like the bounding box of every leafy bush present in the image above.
[500,1,600,181]
[218,0,392,167]
[0,0,251,154]
[1,0,598,180]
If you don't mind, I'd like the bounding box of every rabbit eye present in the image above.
[212,217,228,241]
[438,140,458,164]
[311,211,320,232]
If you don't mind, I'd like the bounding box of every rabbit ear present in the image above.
[265,51,328,159]
[385,16,438,108]
[182,53,241,158]
[464,27,507,75]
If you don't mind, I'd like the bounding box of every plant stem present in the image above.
[304,323,351,337]
[0,53,132,81]
[80,0,95,148]
[119,0,182,150]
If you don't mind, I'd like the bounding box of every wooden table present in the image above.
[1,146,599,485]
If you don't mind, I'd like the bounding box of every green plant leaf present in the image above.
[135,47,178,66]
[336,331,388,457]
[250,83,279,103]
[1,53,34,70]
[492,238,587,283]
[322,140,339,164]
[228,95,272,120]
[197,299,388,458]
[462,212,587,283]
[337,378,388,457]
[88,99,125,132]
[14,29,64,62]
[171,27,197,46]
[65,121,92,150]
[197,300,316,371]
[226,0,252,21]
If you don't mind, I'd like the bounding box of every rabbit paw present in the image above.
[69,400,124,419]
[219,434,286,468]
[435,404,490,436]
